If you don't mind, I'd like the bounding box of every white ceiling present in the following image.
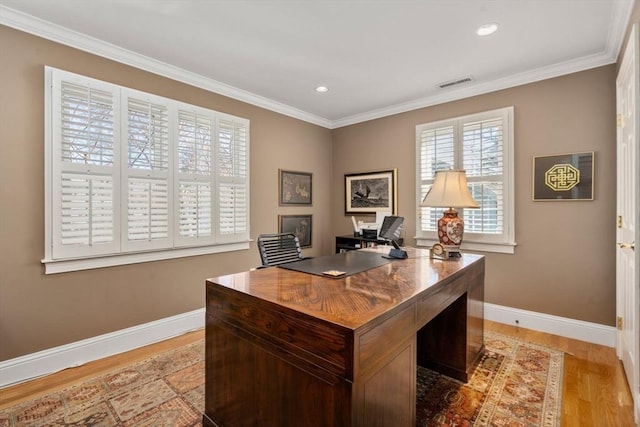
[0,0,634,128]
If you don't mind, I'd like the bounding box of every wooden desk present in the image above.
[204,248,484,427]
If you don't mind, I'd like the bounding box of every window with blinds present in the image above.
[45,67,250,272]
[415,107,515,253]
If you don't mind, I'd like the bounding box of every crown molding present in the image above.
[0,6,332,129]
[331,49,617,128]
[607,0,636,56]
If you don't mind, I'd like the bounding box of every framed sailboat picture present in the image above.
[345,169,397,215]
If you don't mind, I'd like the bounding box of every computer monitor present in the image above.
[379,216,404,249]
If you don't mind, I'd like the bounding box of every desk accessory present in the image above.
[323,270,346,277]
[379,216,407,258]
[387,246,408,259]
[430,243,461,260]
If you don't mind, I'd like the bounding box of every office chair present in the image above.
[257,233,305,267]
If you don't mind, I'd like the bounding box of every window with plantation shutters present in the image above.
[415,107,515,253]
[44,67,250,273]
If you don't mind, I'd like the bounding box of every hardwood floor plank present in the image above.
[0,321,635,426]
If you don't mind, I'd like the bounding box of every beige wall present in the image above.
[332,65,617,326]
[0,21,621,362]
[0,25,332,361]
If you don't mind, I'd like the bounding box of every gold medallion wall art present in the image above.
[532,152,594,201]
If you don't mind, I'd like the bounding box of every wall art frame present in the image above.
[278,214,312,247]
[532,151,594,201]
[345,169,397,215]
[279,169,312,206]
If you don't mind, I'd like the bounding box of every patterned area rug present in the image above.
[0,331,563,426]
[0,341,205,427]
[417,332,564,426]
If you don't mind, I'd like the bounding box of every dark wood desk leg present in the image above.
[466,268,485,376]
[415,259,484,382]
[416,294,470,381]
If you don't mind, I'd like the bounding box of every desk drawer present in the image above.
[207,285,351,378]
[417,282,464,328]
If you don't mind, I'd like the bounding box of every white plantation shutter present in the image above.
[60,82,115,166]
[462,117,504,235]
[178,181,212,238]
[122,94,171,251]
[416,107,514,252]
[127,178,169,241]
[127,98,170,170]
[176,108,214,245]
[59,174,114,244]
[217,116,249,240]
[51,72,119,259]
[418,125,455,232]
[178,110,212,175]
[45,67,250,272]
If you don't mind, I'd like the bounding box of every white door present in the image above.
[617,23,640,424]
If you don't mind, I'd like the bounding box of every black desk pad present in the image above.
[278,251,393,277]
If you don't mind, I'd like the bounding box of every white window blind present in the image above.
[44,67,250,272]
[416,107,515,253]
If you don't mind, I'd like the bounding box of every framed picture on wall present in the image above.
[278,214,312,247]
[279,170,312,206]
[532,152,594,201]
[344,169,397,214]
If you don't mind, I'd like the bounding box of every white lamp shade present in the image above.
[420,170,479,209]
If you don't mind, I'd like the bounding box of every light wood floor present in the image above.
[487,320,636,427]
[0,321,636,426]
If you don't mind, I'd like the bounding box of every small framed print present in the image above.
[533,152,594,201]
[279,170,312,206]
[278,214,312,247]
[345,169,397,214]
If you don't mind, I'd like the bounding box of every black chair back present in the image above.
[257,233,304,267]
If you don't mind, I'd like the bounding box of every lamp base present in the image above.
[437,208,465,249]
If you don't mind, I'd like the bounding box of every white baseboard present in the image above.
[0,308,205,388]
[485,302,616,347]
[0,304,617,389]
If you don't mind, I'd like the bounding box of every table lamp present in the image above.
[420,170,479,254]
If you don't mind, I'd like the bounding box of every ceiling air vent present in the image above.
[437,76,473,89]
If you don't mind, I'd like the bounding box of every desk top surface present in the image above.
[206,247,483,330]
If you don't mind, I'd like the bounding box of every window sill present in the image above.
[42,241,251,274]
[415,238,516,254]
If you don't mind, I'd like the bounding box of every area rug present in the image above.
[0,331,563,426]
[417,331,564,427]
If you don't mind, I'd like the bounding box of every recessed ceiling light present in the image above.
[477,23,498,36]
[315,86,329,93]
